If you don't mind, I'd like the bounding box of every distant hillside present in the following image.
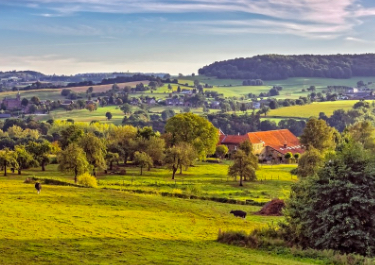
[198,54,375,80]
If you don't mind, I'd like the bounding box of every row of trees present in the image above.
[0,113,219,182]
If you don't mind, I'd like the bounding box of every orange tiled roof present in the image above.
[218,129,304,154]
[221,135,248,145]
[246,129,304,154]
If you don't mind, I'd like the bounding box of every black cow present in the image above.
[35,182,42,195]
[230,210,246,218]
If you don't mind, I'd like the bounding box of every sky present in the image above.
[1,0,375,75]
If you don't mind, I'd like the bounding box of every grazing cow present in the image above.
[35,182,42,195]
[230,210,246,218]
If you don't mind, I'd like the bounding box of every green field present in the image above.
[268,100,359,118]
[180,76,375,98]
[0,163,322,265]
[37,106,125,125]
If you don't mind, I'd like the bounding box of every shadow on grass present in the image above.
[0,237,315,265]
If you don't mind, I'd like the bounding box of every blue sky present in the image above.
[1,0,375,75]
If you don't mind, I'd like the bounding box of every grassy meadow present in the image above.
[268,100,358,119]
[0,162,323,265]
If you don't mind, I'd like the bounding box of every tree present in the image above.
[161,109,175,121]
[14,145,36,175]
[283,140,375,256]
[144,136,165,165]
[348,121,375,150]
[61,89,71,96]
[86,104,97,112]
[164,143,196,179]
[0,148,16,176]
[296,148,324,178]
[105,152,120,171]
[134,151,153,175]
[21,98,29,107]
[79,133,107,177]
[300,117,335,151]
[107,125,137,164]
[228,150,256,186]
[120,103,132,114]
[59,125,84,149]
[216,145,228,160]
[28,104,38,114]
[87,86,94,94]
[57,144,90,183]
[105,111,112,120]
[165,113,218,159]
[26,141,51,171]
[30,96,40,106]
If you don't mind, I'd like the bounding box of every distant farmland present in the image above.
[268,100,359,119]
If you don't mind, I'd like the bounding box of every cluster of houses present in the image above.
[343,87,374,100]
[218,129,304,163]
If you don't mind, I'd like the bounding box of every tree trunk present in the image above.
[18,169,21,175]
[239,173,243,186]
[4,162,6,176]
[74,168,78,183]
[110,161,113,170]
[140,166,143,175]
[41,162,45,171]
[93,167,96,177]
[172,165,177,180]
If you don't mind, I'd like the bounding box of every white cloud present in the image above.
[2,0,375,39]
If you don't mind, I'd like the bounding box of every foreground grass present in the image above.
[0,174,321,265]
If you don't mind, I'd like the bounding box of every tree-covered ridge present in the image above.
[198,54,375,80]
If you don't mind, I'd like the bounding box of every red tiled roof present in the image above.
[218,129,304,154]
[221,135,248,145]
[246,129,304,155]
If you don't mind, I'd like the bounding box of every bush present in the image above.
[77,173,97,188]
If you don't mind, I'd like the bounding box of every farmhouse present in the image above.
[2,91,22,110]
[219,129,304,163]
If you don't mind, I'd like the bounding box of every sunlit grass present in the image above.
[0,163,320,265]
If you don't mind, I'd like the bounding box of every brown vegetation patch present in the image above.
[257,199,285,216]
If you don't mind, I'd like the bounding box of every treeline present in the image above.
[0,113,218,181]
[198,54,375,80]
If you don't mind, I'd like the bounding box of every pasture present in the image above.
[268,100,358,119]
[0,163,322,265]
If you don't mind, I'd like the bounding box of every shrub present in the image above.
[185,185,202,196]
[77,173,97,188]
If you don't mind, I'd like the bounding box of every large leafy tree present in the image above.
[26,141,52,171]
[164,143,196,179]
[348,120,375,150]
[133,151,153,175]
[296,148,325,178]
[228,151,258,186]
[300,117,336,151]
[165,113,218,159]
[107,125,137,164]
[14,145,37,175]
[0,148,17,176]
[283,139,375,256]
[59,125,84,149]
[57,144,90,183]
[105,152,120,171]
[79,133,107,176]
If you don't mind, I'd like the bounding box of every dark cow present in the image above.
[230,210,246,218]
[35,182,42,195]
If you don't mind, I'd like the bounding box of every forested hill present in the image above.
[198,54,375,80]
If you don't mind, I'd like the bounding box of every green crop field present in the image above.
[0,163,322,265]
[268,100,359,119]
[37,106,125,125]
